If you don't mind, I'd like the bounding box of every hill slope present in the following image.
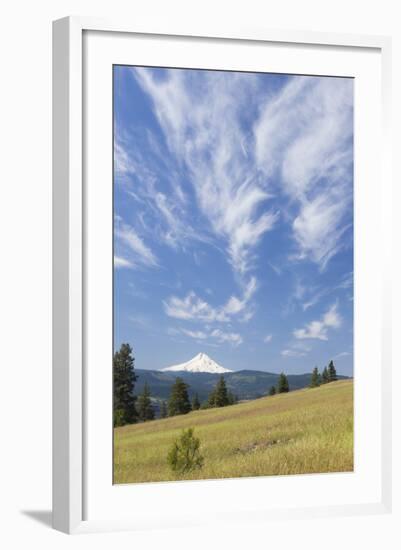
[114,379,353,484]
[135,368,349,403]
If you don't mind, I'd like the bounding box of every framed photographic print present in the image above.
[52,17,392,534]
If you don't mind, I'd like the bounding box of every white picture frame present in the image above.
[52,16,392,534]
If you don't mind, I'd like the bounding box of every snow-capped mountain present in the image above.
[160,353,232,374]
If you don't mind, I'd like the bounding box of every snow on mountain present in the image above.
[160,353,232,374]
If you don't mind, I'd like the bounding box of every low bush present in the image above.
[167,428,204,474]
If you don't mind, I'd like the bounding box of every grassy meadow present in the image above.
[114,379,353,484]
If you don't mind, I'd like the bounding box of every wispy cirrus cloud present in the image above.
[280,340,311,357]
[336,272,353,290]
[292,193,351,269]
[281,349,307,358]
[115,219,158,269]
[122,69,352,291]
[178,327,243,347]
[291,271,354,313]
[264,334,273,343]
[293,303,342,341]
[163,277,257,324]
[114,256,133,269]
[164,292,229,323]
[132,67,279,275]
[334,351,351,359]
[254,76,353,270]
[223,277,257,316]
[301,288,328,312]
[181,329,208,340]
[211,329,243,346]
[115,128,203,252]
[114,140,134,176]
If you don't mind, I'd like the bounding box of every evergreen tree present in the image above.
[167,428,204,474]
[168,377,191,417]
[309,366,320,388]
[113,343,138,426]
[227,390,237,405]
[192,393,201,411]
[268,385,276,396]
[160,400,168,418]
[321,366,329,384]
[277,372,289,393]
[137,382,155,421]
[209,375,230,407]
[208,387,217,408]
[328,360,338,382]
[215,375,229,407]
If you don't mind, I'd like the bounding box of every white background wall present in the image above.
[0,1,399,548]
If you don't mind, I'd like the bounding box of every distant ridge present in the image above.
[160,352,232,374]
[136,368,350,403]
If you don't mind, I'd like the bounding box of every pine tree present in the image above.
[215,375,230,407]
[137,382,155,421]
[113,343,138,426]
[192,393,200,411]
[160,400,168,418]
[209,375,230,407]
[167,428,204,474]
[168,377,191,417]
[277,372,289,393]
[309,366,320,388]
[208,387,217,408]
[268,385,276,396]
[321,366,329,384]
[328,360,338,382]
[227,390,237,405]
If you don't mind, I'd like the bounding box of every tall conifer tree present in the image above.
[208,375,230,407]
[328,360,338,382]
[321,366,329,384]
[191,393,201,411]
[277,372,289,393]
[137,382,155,421]
[227,390,237,405]
[214,375,229,407]
[113,343,138,426]
[168,377,191,417]
[309,366,320,388]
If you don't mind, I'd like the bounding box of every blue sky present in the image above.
[113,66,354,376]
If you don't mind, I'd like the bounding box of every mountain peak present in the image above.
[160,353,232,374]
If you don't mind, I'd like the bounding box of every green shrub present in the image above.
[167,428,204,474]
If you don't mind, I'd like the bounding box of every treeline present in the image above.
[162,374,238,419]
[203,375,238,409]
[267,360,338,397]
[113,343,238,427]
[267,372,290,396]
[309,360,337,388]
[113,343,341,427]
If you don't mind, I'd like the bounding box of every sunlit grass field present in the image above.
[114,379,353,484]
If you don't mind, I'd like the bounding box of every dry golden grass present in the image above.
[114,379,353,484]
